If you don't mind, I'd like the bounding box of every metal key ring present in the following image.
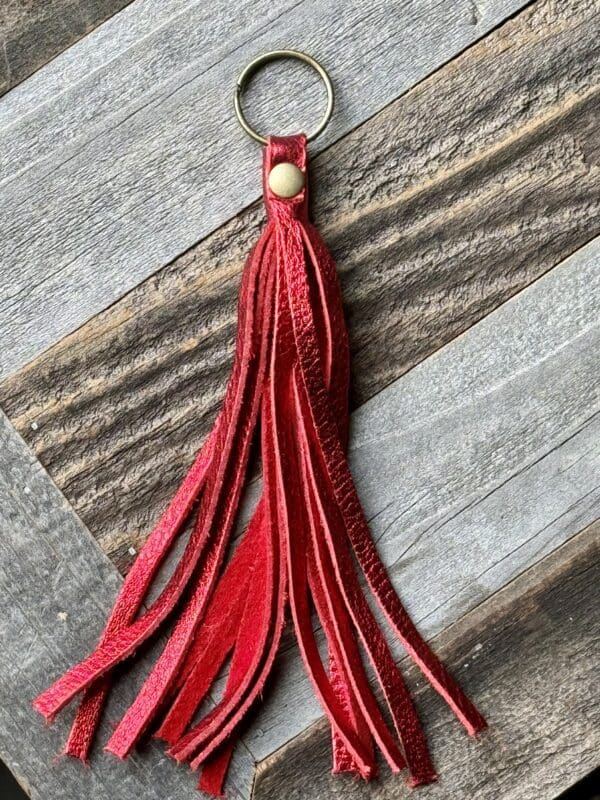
[234,50,334,145]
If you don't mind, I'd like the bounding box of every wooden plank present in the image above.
[0,0,218,124]
[0,0,531,376]
[1,0,597,572]
[0,0,133,95]
[0,411,254,800]
[253,523,600,799]
[228,239,600,758]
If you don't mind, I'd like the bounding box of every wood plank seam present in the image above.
[0,0,534,375]
[25,74,596,399]
[393,407,599,571]
[0,1,135,96]
[0,409,255,799]
[253,518,598,760]
[250,522,599,799]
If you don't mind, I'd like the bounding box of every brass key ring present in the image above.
[234,50,334,145]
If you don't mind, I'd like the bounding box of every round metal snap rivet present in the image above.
[268,162,305,198]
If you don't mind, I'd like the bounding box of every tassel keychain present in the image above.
[34,50,486,795]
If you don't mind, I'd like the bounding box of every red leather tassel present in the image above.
[34,135,485,793]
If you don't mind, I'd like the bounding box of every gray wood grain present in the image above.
[253,524,600,799]
[0,0,531,376]
[2,0,597,573]
[0,0,133,95]
[226,237,600,760]
[0,412,254,800]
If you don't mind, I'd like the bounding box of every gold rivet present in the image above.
[268,162,305,198]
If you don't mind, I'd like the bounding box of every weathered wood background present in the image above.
[0,0,133,94]
[0,0,598,798]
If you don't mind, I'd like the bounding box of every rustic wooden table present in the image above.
[0,1,598,799]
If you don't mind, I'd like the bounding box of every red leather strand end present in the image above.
[33,134,485,794]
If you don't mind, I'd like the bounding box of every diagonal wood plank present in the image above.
[229,238,600,759]
[0,412,254,800]
[0,0,532,376]
[1,0,597,572]
[0,0,133,95]
[253,524,600,799]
